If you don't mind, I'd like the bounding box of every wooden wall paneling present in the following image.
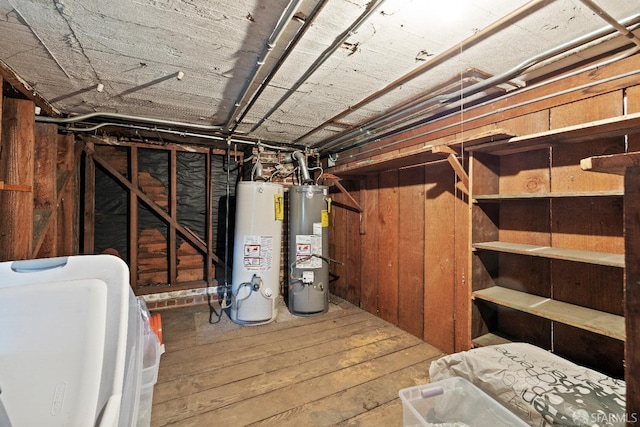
[499,199,551,246]
[33,123,58,258]
[552,261,623,315]
[469,152,499,195]
[628,85,640,152]
[626,82,640,205]
[360,175,379,314]
[329,185,348,299]
[552,138,624,194]
[169,149,177,285]
[424,163,455,352]
[625,165,640,419]
[553,324,624,378]
[83,143,95,254]
[497,307,551,349]
[627,84,640,113]
[345,179,362,304]
[57,134,77,256]
[377,170,399,325]
[0,98,35,260]
[551,196,623,254]
[454,156,470,351]
[130,145,139,288]
[550,91,623,130]
[496,110,549,137]
[499,148,550,195]
[398,167,425,339]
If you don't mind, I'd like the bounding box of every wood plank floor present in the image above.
[150,296,445,426]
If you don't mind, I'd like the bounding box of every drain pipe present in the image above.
[225,0,304,130]
[248,0,387,133]
[316,12,640,154]
[291,151,313,184]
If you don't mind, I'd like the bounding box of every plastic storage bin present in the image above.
[0,255,162,427]
[135,298,163,427]
[399,377,528,427]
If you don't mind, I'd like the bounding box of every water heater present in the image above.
[231,181,284,325]
[288,185,330,316]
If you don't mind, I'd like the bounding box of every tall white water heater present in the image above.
[230,181,284,325]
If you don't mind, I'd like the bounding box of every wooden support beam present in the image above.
[0,61,60,118]
[445,153,469,192]
[205,150,214,284]
[323,173,363,213]
[129,145,138,289]
[359,177,366,235]
[83,142,95,254]
[57,134,78,256]
[625,165,640,424]
[32,139,83,258]
[91,152,225,267]
[0,98,35,261]
[430,145,457,154]
[0,182,32,192]
[169,149,177,285]
[428,145,470,191]
[32,123,58,258]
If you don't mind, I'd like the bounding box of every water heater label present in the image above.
[296,235,322,269]
[243,235,273,271]
[274,194,284,221]
[313,222,322,235]
[321,210,329,227]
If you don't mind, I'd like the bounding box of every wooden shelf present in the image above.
[466,112,640,155]
[581,151,640,176]
[472,332,514,347]
[473,190,623,201]
[472,286,625,341]
[473,241,624,267]
[329,129,515,175]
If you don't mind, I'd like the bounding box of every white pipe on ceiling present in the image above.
[248,0,387,133]
[224,0,305,130]
[316,12,640,154]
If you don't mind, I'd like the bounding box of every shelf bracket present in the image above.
[431,146,469,191]
[322,173,363,213]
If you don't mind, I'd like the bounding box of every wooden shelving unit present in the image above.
[473,190,623,200]
[473,241,624,267]
[473,286,625,340]
[468,116,632,377]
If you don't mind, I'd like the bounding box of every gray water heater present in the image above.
[288,185,330,316]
